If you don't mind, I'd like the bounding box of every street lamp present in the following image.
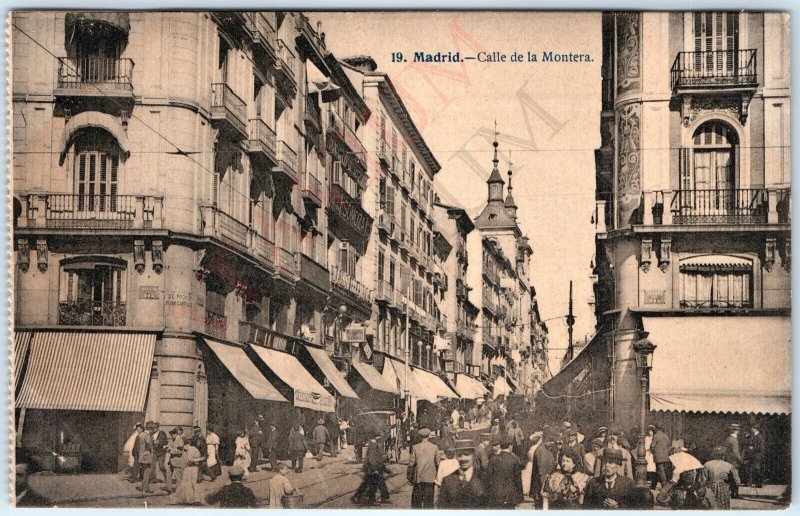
[633,332,657,488]
[426,343,432,370]
[335,304,348,356]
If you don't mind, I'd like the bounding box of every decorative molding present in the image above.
[764,238,776,272]
[640,238,652,273]
[152,240,164,274]
[616,12,641,95]
[17,239,30,273]
[617,104,641,225]
[36,239,48,273]
[682,95,741,127]
[134,240,146,274]
[782,237,791,272]
[658,236,672,273]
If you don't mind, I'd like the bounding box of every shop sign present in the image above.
[341,323,366,343]
[166,291,192,307]
[139,286,160,300]
[294,390,336,412]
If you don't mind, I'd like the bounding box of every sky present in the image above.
[309,11,602,375]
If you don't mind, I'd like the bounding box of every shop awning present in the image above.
[350,359,396,394]
[249,345,335,412]
[305,346,359,399]
[17,331,156,412]
[506,375,519,393]
[493,376,512,399]
[455,373,488,400]
[380,357,406,395]
[643,316,791,415]
[412,367,459,401]
[203,338,286,403]
[14,331,34,392]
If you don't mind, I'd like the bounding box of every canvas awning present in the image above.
[17,332,156,412]
[305,346,359,399]
[249,345,335,412]
[202,337,286,403]
[643,316,791,415]
[350,359,396,394]
[14,331,34,392]
[380,357,405,395]
[412,366,459,401]
[455,373,488,400]
[492,376,512,399]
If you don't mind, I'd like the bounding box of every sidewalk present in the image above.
[28,447,359,507]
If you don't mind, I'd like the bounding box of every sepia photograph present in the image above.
[7,9,792,509]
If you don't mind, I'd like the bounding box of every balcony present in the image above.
[211,83,247,140]
[273,140,300,184]
[482,290,496,314]
[274,39,298,92]
[456,243,467,263]
[330,265,372,304]
[391,155,402,182]
[327,111,368,170]
[205,311,227,340]
[19,193,163,231]
[328,183,373,244]
[55,57,134,102]
[246,118,277,166]
[302,170,324,208]
[377,212,396,238]
[200,205,250,250]
[245,12,276,63]
[378,139,390,167]
[251,231,275,269]
[304,94,322,134]
[297,253,330,293]
[638,188,791,228]
[456,278,468,299]
[671,49,758,92]
[274,245,296,283]
[59,300,126,326]
[679,299,753,310]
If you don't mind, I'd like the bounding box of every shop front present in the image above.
[15,330,157,473]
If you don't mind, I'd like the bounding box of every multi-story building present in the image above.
[466,139,535,397]
[10,10,369,472]
[543,11,790,482]
[433,201,485,400]
[341,56,459,415]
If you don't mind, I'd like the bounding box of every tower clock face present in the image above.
[491,184,501,198]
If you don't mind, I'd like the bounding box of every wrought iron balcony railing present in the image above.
[20,193,163,230]
[56,57,134,93]
[274,140,300,184]
[59,300,126,326]
[247,118,277,163]
[328,110,367,169]
[670,188,768,225]
[330,265,372,303]
[671,49,757,91]
[211,82,248,139]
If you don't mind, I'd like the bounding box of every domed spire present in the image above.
[505,166,518,221]
[487,122,505,202]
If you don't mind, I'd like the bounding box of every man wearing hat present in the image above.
[205,465,258,507]
[584,448,635,509]
[596,430,634,480]
[248,416,264,472]
[125,422,144,482]
[744,423,765,488]
[313,418,330,461]
[651,423,671,489]
[530,430,555,509]
[563,429,584,466]
[437,441,488,508]
[657,440,706,508]
[407,428,439,508]
[151,422,169,485]
[724,424,743,498]
[486,433,524,508]
[475,433,492,473]
[136,422,155,494]
[165,427,185,493]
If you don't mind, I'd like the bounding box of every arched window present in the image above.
[72,128,123,212]
[689,120,737,192]
[59,256,127,326]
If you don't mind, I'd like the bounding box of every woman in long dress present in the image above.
[233,429,251,479]
[171,437,203,505]
[704,446,741,509]
[645,425,657,488]
[541,451,590,510]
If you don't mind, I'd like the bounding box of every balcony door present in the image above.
[693,12,739,77]
[74,129,122,213]
[683,121,737,214]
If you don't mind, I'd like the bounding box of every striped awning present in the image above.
[17,332,156,412]
[305,345,359,399]
[350,359,396,394]
[249,345,335,412]
[14,331,34,392]
[412,366,459,401]
[202,337,286,403]
[455,373,488,400]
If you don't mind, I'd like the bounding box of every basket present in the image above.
[282,494,305,508]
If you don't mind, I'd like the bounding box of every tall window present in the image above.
[378,249,385,283]
[693,12,738,75]
[59,258,127,326]
[73,129,122,212]
[681,264,752,308]
[389,259,396,288]
[339,242,358,277]
[690,121,736,191]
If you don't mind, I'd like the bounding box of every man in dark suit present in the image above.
[530,431,556,509]
[474,433,492,473]
[438,443,488,508]
[407,428,439,508]
[485,434,523,509]
[746,424,766,488]
[584,448,635,509]
[651,424,671,489]
[724,424,743,498]
[205,465,258,507]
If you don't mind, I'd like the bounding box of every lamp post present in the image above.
[335,304,348,357]
[633,332,657,488]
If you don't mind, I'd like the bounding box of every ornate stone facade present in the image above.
[616,103,641,226]
[616,12,641,95]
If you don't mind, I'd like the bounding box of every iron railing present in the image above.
[205,311,227,339]
[29,194,163,229]
[330,265,372,302]
[671,49,757,90]
[671,188,768,225]
[679,299,753,310]
[211,82,247,136]
[57,57,134,91]
[58,301,126,326]
[248,118,277,158]
[275,140,300,183]
[328,110,367,168]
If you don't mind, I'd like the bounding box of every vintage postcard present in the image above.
[8,10,791,509]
